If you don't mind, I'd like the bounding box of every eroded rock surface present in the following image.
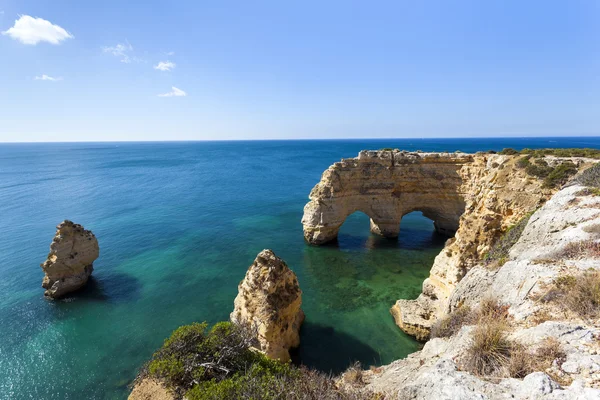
[230,249,304,362]
[352,184,600,397]
[41,220,99,299]
[302,150,559,338]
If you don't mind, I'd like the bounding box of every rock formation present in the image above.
[41,220,99,299]
[230,249,304,362]
[351,183,600,398]
[302,150,473,245]
[302,150,575,339]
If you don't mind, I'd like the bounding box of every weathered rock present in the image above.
[357,183,600,398]
[128,379,174,400]
[40,220,99,299]
[303,150,555,337]
[230,249,304,362]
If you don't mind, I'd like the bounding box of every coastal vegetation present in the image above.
[134,321,366,400]
[540,270,600,320]
[483,213,533,268]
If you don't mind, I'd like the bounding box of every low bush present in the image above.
[135,321,366,400]
[484,213,533,267]
[519,148,600,159]
[499,148,519,155]
[556,239,600,259]
[464,319,511,376]
[541,270,600,320]
[542,162,577,188]
[430,306,473,339]
[576,163,600,188]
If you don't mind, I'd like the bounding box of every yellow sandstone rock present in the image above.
[302,150,553,338]
[40,220,99,299]
[230,249,304,362]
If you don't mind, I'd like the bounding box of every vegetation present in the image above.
[498,148,519,155]
[465,319,512,376]
[542,162,577,188]
[557,239,600,259]
[541,270,600,320]
[484,213,533,268]
[576,162,600,188]
[430,306,473,339]
[135,321,367,400]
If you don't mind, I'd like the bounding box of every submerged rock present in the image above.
[230,249,304,362]
[40,220,99,299]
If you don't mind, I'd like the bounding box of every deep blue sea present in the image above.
[1,137,599,400]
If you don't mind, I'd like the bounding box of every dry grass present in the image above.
[464,319,511,376]
[556,239,600,259]
[431,298,510,339]
[507,337,565,379]
[583,223,600,235]
[342,362,364,386]
[430,306,473,339]
[540,271,600,321]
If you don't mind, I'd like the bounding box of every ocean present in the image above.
[1,137,599,399]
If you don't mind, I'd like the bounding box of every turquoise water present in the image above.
[1,137,599,400]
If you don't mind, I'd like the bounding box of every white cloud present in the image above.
[103,41,135,63]
[35,74,62,81]
[154,61,176,71]
[158,86,187,97]
[165,51,175,56]
[1,15,73,45]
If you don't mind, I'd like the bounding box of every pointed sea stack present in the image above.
[230,249,304,362]
[41,220,99,299]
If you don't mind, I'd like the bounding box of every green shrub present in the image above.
[576,163,600,188]
[542,162,577,188]
[135,321,366,399]
[516,156,531,169]
[499,148,519,155]
[484,213,533,267]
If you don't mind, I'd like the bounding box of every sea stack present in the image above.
[230,249,304,362]
[41,220,99,299]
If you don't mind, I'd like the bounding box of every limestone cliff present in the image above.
[41,220,99,299]
[230,249,304,362]
[352,183,600,398]
[302,150,563,339]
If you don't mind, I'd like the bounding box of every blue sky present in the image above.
[0,1,598,141]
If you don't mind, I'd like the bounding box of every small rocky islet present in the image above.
[44,149,600,399]
[40,220,99,299]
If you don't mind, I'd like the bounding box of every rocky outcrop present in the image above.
[302,150,556,338]
[302,150,474,245]
[230,249,304,362]
[353,184,600,397]
[40,220,99,299]
[128,379,174,400]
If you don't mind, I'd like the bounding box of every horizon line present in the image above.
[2,135,600,144]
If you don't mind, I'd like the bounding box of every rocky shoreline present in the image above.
[127,149,600,399]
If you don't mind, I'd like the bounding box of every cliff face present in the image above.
[41,220,99,299]
[230,249,304,362]
[355,184,600,398]
[302,150,554,338]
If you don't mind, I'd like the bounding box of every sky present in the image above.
[0,1,598,142]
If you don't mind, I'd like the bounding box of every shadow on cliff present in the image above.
[292,322,381,374]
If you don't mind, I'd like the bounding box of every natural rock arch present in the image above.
[302,150,471,245]
[302,149,553,340]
